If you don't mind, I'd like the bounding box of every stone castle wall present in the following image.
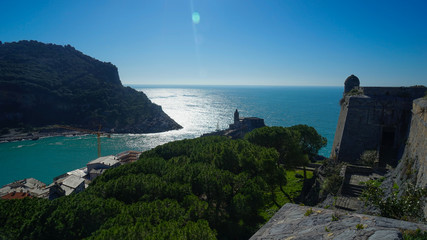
[331,101,348,159]
[331,77,426,164]
[331,96,383,163]
[332,94,416,164]
[362,86,426,98]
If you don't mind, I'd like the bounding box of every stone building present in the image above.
[0,178,48,198]
[229,109,265,131]
[331,75,426,166]
[87,155,120,180]
[116,150,142,164]
[202,109,265,139]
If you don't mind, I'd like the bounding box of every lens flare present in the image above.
[192,12,200,24]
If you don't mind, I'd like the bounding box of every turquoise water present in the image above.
[0,86,342,186]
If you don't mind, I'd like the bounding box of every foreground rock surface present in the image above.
[250,203,427,240]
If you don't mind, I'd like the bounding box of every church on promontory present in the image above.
[229,109,265,132]
[202,109,265,139]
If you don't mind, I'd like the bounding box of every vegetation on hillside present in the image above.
[245,125,326,179]
[403,229,427,240]
[358,150,379,167]
[246,125,326,164]
[0,137,274,239]
[0,124,326,239]
[0,40,181,133]
[361,179,427,222]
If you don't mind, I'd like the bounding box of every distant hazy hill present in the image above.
[0,40,182,133]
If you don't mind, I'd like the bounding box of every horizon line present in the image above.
[123,83,343,88]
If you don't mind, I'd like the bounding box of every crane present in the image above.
[52,125,111,157]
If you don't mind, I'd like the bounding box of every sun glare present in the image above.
[192,12,200,24]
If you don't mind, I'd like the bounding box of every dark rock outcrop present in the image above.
[0,40,182,133]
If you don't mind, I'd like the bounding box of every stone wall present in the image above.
[362,87,426,99]
[250,203,427,240]
[330,99,348,160]
[331,95,414,164]
[331,81,426,165]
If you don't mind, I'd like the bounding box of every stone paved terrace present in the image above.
[250,203,427,240]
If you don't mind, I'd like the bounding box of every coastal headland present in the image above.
[0,40,182,135]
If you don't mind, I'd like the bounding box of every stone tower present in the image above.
[344,74,360,94]
[234,109,239,125]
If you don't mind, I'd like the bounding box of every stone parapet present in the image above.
[362,87,426,99]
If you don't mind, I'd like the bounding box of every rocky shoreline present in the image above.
[0,128,88,143]
[0,120,182,143]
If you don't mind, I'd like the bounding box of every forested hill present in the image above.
[0,40,182,133]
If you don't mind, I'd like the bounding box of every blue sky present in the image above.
[1,0,426,86]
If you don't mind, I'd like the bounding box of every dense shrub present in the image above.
[403,229,427,240]
[321,174,343,196]
[245,125,326,169]
[359,150,378,167]
[319,158,344,197]
[361,180,427,222]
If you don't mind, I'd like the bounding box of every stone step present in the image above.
[334,196,363,211]
[342,184,365,197]
[347,185,365,193]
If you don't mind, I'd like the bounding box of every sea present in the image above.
[0,85,343,186]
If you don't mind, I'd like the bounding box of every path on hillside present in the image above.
[334,166,386,211]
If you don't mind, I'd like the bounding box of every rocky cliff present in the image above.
[387,98,427,215]
[0,40,182,133]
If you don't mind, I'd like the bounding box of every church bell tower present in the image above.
[234,109,239,125]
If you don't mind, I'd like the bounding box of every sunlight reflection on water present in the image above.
[0,86,342,186]
[108,87,239,154]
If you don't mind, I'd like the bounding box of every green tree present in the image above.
[244,126,306,169]
[245,126,309,200]
[289,124,327,160]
